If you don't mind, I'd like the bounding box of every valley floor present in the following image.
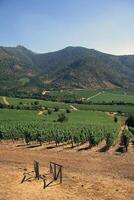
[0,142,134,200]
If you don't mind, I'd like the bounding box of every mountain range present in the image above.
[0,45,134,94]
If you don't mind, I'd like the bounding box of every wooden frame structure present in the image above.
[50,162,63,183]
[21,160,63,189]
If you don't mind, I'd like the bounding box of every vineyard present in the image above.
[1,96,134,114]
[0,90,133,149]
[0,96,69,109]
[72,104,134,113]
[48,88,134,102]
[0,109,120,149]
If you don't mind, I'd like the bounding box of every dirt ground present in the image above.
[0,141,134,200]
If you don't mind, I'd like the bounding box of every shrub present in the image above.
[0,131,3,141]
[25,106,30,110]
[66,108,71,113]
[45,106,48,110]
[88,129,96,147]
[121,130,132,152]
[16,105,21,110]
[54,106,59,112]
[34,101,39,105]
[9,105,14,109]
[57,113,68,123]
[24,132,31,145]
[48,109,52,115]
[106,132,114,148]
[0,103,4,108]
[35,133,42,146]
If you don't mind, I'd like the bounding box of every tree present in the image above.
[114,116,118,123]
[126,115,134,127]
[57,113,68,123]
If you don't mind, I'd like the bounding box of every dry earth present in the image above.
[0,141,134,200]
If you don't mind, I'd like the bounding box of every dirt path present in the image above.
[2,96,9,105]
[87,91,103,101]
[112,124,127,151]
[38,110,46,115]
[0,142,134,200]
[70,105,78,111]
[106,112,127,152]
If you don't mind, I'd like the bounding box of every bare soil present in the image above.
[0,141,134,200]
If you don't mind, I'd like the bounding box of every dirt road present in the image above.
[87,92,103,101]
[70,105,78,111]
[2,96,9,105]
[0,142,134,200]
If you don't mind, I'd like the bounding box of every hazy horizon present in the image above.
[0,0,134,55]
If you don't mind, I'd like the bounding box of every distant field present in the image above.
[104,88,134,95]
[0,95,134,114]
[89,92,134,103]
[5,97,69,109]
[0,109,115,125]
[48,88,134,103]
[48,89,99,98]
[48,89,134,102]
[73,104,134,114]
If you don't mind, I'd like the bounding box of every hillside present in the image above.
[0,45,134,94]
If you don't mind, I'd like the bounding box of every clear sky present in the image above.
[0,0,134,55]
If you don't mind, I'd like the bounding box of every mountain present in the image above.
[0,45,134,95]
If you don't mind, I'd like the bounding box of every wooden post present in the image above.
[34,160,40,179]
[60,167,62,183]
[21,175,26,184]
[54,163,57,180]
[50,162,53,174]
[43,179,46,189]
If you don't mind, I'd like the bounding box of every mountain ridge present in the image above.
[0,45,134,95]
[1,45,134,56]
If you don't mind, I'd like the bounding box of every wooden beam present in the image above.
[50,161,63,168]
[34,160,40,179]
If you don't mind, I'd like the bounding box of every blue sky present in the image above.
[0,0,134,55]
